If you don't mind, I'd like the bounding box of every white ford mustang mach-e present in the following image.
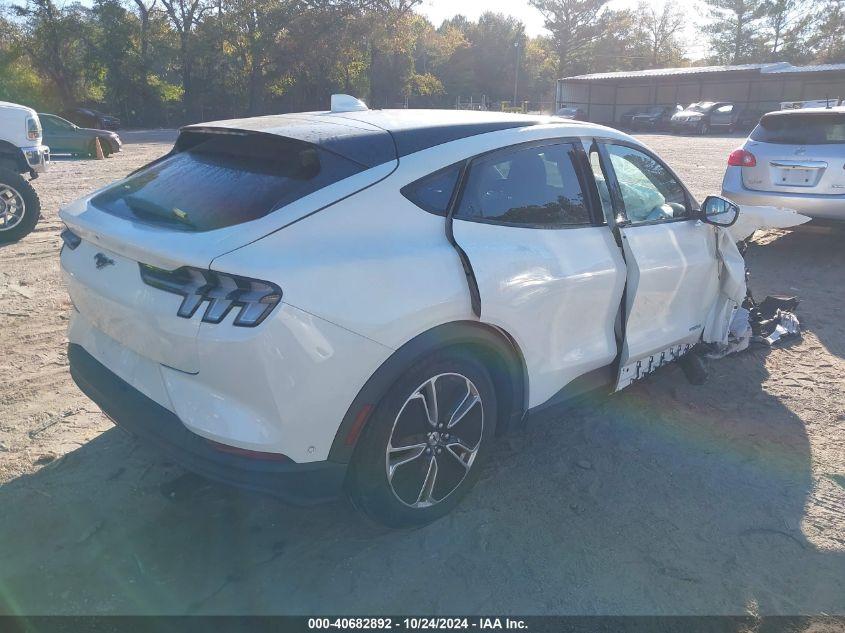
[60,97,742,527]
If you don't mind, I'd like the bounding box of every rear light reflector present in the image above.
[139,264,282,327]
[728,149,756,167]
[206,439,291,462]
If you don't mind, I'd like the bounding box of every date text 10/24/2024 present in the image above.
[308,618,529,630]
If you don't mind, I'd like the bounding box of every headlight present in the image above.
[139,264,282,327]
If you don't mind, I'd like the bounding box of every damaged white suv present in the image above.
[61,100,753,527]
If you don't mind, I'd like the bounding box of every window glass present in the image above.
[716,105,733,114]
[92,133,362,232]
[751,113,845,144]
[43,115,72,131]
[401,164,461,215]
[455,143,590,227]
[605,145,688,224]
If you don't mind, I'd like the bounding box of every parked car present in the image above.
[555,106,588,121]
[0,101,48,244]
[671,102,739,134]
[59,107,121,131]
[619,106,651,129]
[722,107,845,222]
[39,113,122,158]
[631,105,682,131]
[735,108,763,131]
[62,98,744,527]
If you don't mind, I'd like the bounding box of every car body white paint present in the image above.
[61,112,733,466]
[615,220,720,388]
[0,101,50,173]
[0,101,40,148]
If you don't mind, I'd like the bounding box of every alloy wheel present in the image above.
[0,184,26,232]
[385,373,484,508]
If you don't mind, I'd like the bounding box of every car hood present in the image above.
[674,109,705,118]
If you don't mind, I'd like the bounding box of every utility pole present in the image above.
[513,41,520,108]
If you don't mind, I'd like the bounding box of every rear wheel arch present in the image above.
[328,321,528,465]
[0,141,25,172]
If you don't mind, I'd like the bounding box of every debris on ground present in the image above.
[703,206,808,360]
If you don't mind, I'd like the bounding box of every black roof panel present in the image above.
[183,110,551,167]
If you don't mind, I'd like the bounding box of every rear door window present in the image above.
[752,113,845,144]
[455,142,591,228]
[92,132,363,231]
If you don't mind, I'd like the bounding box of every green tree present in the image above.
[806,0,845,62]
[636,1,685,66]
[700,0,767,63]
[529,0,612,75]
[13,0,92,104]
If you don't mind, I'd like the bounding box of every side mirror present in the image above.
[701,195,740,227]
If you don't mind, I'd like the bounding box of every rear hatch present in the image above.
[741,110,845,195]
[60,116,397,373]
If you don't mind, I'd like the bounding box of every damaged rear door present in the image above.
[589,141,720,390]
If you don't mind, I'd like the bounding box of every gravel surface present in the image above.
[0,130,843,616]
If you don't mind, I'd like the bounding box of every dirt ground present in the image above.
[0,130,843,616]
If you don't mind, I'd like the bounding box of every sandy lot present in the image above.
[0,130,843,616]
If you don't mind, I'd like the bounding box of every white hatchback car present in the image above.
[60,100,741,526]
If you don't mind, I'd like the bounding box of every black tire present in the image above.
[699,121,710,135]
[348,348,498,528]
[100,139,112,158]
[0,169,41,244]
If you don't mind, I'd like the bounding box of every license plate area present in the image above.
[778,168,816,186]
[771,161,826,188]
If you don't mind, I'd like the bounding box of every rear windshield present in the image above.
[751,113,845,144]
[92,132,363,231]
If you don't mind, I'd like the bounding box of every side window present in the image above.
[605,144,689,224]
[455,143,590,228]
[401,164,462,216]
[716,104,734,114]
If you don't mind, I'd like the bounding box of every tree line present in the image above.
[1,0,843,127]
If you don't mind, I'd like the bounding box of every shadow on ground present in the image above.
[0,343,842,615]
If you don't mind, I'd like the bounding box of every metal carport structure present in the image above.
[556,62,845,124]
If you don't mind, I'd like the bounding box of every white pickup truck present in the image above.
[0,101,50,243]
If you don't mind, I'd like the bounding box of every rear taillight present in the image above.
[139,264,282,327]
[728,148,756,167]
[26,116,40,141]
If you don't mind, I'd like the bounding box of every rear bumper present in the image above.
[722,166,845,221]
[21,144,49,174]
[68,343,347,504]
